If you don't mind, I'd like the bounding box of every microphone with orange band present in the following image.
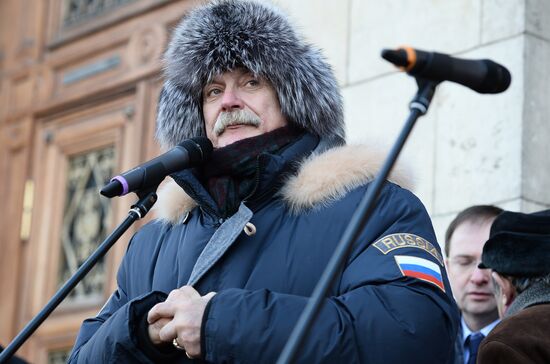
[382,46,511,94]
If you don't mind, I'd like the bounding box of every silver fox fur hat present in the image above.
[156,0,345,149]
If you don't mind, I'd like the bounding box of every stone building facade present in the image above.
[0,0,548,362]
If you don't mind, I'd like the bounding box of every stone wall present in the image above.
[267,0,550,250]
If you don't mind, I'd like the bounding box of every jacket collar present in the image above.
[166,132,319,219]
[506,280,550,317]
[154,138,413,223]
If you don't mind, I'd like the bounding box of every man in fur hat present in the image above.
[477,209,550,364]
[69,1,459,362]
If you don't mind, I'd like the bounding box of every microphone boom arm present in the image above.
[277,78,438,363]
[0,190,158,363]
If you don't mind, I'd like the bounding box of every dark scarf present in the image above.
[202,126,302,218]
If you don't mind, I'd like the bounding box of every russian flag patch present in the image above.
[394,255,445,292]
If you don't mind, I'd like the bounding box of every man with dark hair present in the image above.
[445,205,503,364]
[477,209,550,364]
[68,1,459,362]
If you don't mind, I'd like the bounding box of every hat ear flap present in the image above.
[156,80,205,149]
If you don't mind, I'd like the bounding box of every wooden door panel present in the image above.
[0,1,202,362]
[0,119,33,345]
[19,93,143,360]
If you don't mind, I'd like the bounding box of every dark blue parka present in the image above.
[70,133,459,363]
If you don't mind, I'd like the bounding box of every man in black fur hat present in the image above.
[69,1,459,362]
[477,209,550,364]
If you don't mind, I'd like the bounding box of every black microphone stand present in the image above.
[277,78,438,364]
[0,190,158,363]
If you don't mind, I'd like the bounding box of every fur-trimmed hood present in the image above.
[154,144,413,223]
[156,0,344,149]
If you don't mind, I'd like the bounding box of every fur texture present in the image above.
[280,144,412,214]
[155,180,198,223]
[154,144,413,223]
[156,0,345,149]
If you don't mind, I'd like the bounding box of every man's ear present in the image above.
[492,272,516,313]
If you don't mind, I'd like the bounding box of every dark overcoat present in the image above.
[477,304,550,364]
[69,133,459,363]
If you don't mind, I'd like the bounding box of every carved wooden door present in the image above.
[0,0,200,362]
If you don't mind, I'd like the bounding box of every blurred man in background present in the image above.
[445,205,503,364]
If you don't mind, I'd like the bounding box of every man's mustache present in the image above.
[214,110,261,136]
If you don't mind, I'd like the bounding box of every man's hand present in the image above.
[147,286,216,358]
[148,317,172,346]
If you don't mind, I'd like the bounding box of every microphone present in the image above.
[100,137,213,198]
[381,46,511,94]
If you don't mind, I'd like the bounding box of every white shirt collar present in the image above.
[461,317,500,344]
[461,317,500,363]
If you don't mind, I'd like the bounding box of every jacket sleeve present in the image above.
[202,183,460,363]
[68,228,182,364]
[68,290,170,363]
